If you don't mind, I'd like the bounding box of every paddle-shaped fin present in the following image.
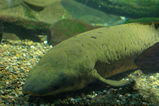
[91,69,133,87]
[135,42,159,71]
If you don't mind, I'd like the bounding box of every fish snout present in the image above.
[22,83,42,96]
[22,84,34,95]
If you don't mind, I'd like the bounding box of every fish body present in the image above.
[23,23,159,96]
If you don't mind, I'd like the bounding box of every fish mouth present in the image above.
[22,91,42,96]
[22,84,41,96]
[22,89,57,96]
[22,84,57,96]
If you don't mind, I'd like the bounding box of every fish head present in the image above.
[22,63,91,96]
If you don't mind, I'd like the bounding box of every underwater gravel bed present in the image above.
[0,39,158,105]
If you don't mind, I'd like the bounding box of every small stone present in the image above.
[6,82,9,84]
[44,41,48,44]
[119,87,122,90]
[127,93,131,97]
[119,94,123,98]
[103,90,107,93]
[142,102,147,105]
[30,45,35,49]
[116,100,120,103]
[70,98,75,102]
[0,74,3,78]
[149,76,154,80]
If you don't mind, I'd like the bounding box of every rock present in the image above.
[48,19,101,45]
[2,33,20,40]
[61,0,125,26]
[0,16,51,42]
[0,0,122,25]
[76,0,159,18]
[0,0,124,42]
[0,0,23,10]
[24,0,55,8]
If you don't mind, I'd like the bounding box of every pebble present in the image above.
[0,39,52,105]
[0,74,3,78]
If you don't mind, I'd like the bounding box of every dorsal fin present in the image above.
[135,42,159,71]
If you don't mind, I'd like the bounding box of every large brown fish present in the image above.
[23,23,159,96]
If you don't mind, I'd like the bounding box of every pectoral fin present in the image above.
[135,42,159,71]
[91,69,133,87]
